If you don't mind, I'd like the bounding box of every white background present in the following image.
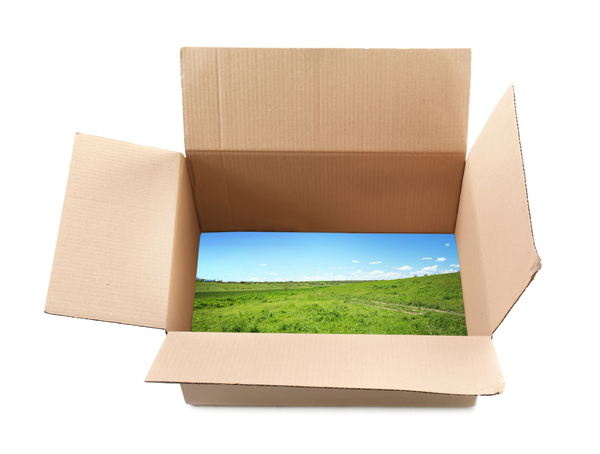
[1,1,598,452]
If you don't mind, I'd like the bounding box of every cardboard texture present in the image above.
[45,48,541,407]
[179,384,478,407]
[456,86,541,336]
[186,150,465,233]
[147,333,503,394]
[183,48,470,233]
[45,135,189,329]
[181,48,471,152]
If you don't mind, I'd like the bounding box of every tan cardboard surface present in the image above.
[181,48,471,153]
[165,157,201,332]
[45,135,187,329]
[180,384,477,407]
[187,150,465,233]
[456,86,541,336]
[146,332,504,396]
[182,47,471,233]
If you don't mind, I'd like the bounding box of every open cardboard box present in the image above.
[45,48,541,407]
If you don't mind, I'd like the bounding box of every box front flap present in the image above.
[456,86,541,336]
[146,332,504,396]
[45,134,199,329]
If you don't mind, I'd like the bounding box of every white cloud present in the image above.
[269,272,277,275]
[422,265,438,272]
[394,265,412,271]
[419,257,432,260]
[260,263,266,266]
[352,260,359,263]
[369,261,382,264]
[435,257,446,262]
[445,243,450,247]
[249,277,259,281]
[441,269,459,274]
[302,273,345,281]
[410,265,440,277]
[317,271,321,273]
[347,269,405,280]
[450,264,460,268]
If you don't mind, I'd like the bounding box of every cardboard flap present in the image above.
[181,47,471,152]
[146,332,504,396]
[456,86,541,336]
[45,134,199,330]
[181,47,471,233]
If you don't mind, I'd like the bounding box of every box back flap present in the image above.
[146,332,504,396]
[181,47,471,153]
[456,86,541,335]
[45,135,199,329]
[181,47,471,233]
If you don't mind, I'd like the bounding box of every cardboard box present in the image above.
[44,48,541,407]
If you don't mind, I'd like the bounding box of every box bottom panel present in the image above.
[180,384,477,407]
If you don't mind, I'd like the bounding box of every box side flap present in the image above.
[45,135,186,329]
[187,150,465,233]
[165,157,200,332]
[456,86,541,336]
[146,332,504,396]
[181,47,471,153]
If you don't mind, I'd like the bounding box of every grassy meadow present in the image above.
[192,273,466,335]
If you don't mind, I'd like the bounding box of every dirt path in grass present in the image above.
[352,298,464,317]
[361,304,424,315]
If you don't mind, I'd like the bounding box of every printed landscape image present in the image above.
[193,233,466,336]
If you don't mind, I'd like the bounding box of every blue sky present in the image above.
[197,232,460,282]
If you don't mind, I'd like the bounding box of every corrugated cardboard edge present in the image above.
[490,86,541,333]
[456,86,541,336]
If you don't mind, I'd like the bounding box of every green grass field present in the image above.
[192,273,466,335]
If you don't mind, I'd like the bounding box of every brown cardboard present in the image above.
[183,47,470,233]
[147,333,503,395]
[165,154,201,332]
[186,150,465,233]
[181,48,471,153]
[456,86,541,336]
[179,385,478,407]
[45,134,198,329]
[45,48,540,407]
